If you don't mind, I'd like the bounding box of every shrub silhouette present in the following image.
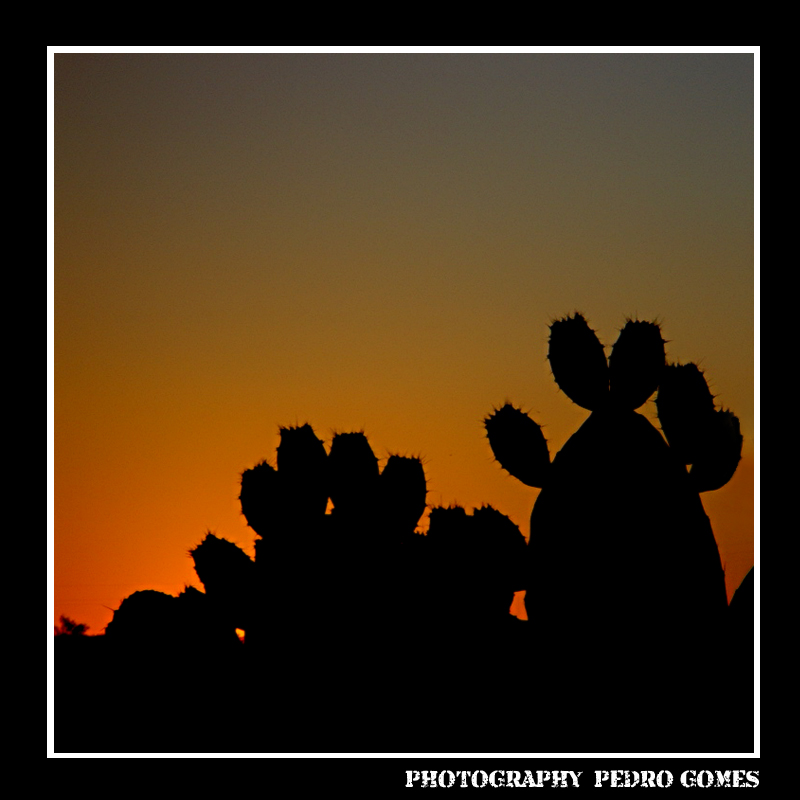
[55,615,89,637]
[484,313,749,750]
[104,586,241,658]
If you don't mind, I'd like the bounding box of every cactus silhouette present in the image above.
[189,533,256,631]
[94,418,542,750]
[484,313,747,749]
[229,424,435,714]
[104,423,433,656]
[426,504,527,627]
[83,332,750,753]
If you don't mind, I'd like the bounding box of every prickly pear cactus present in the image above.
[484,313,742,707]
[189,533,256,631]
[236,425,430,662]
[239,426,428,546]
[426,503,528,625]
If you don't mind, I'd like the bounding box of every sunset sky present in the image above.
[51,49,756,636]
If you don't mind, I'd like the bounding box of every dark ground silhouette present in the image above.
[55,314,755,754]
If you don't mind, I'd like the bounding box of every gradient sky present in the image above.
[52,49,756,635]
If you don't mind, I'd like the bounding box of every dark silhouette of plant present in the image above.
[404,502,532,731]
[104,586,241,657]
[55,615,89,636]
[72,319,752,754]
[189,533,255,632]
[484,313,748,750]
[426,504,527,628]
[95,420,539,750]
[235,425,431,701]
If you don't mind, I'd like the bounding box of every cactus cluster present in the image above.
[484,312,750,748]
[102,423,534,747]
[239,425,428,546]
[91,313,751,753]
[236,425,432,671]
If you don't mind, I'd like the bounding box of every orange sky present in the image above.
[51,49,756,637]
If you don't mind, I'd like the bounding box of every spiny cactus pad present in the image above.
[484,404,550,488]
[379,454,428,536]
[239,460,279,537]
[190,533,254,589]
[276,423,329,518]
[327,431,380,516]
[547,313,608,410]
[608,319,666,409]
[189,533,255,630]
[655,363,716,463]
[655,363,743,492]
